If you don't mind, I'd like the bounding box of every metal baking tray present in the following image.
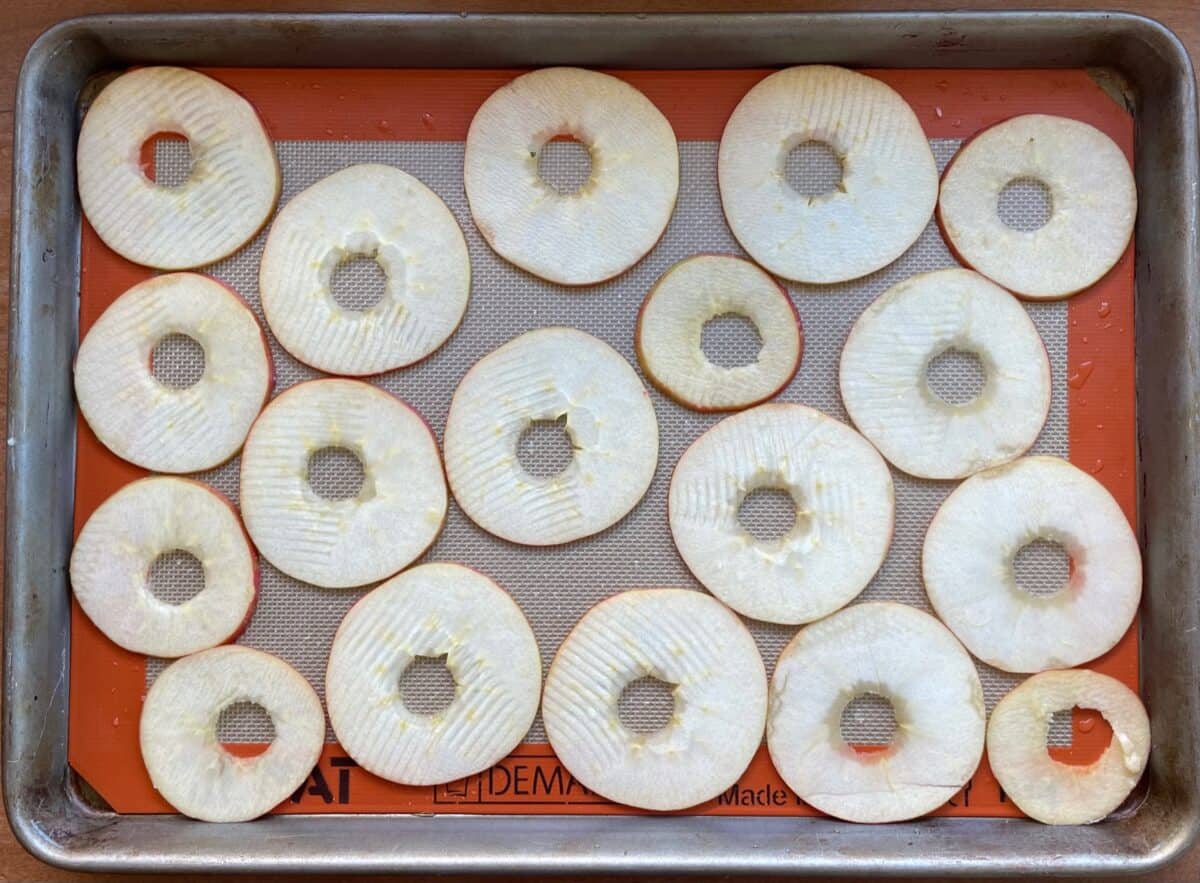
[6,11,1199,876]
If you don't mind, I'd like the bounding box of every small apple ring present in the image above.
[69,476,258,657]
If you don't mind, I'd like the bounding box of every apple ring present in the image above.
[259,164,471,376]
[669,403,894,624]
[718,65,938,284]
[70,477,257,657]
[937,114,1136,299]
[987,669,1150,825]
[923,456,1141,673]
[240,379,447,589]
[140,646,324,822]
[326,563,541,785]
[444,327,658,545]
[839,268,1051,480]
[542,589,767,811]
[77,66,279,270]
[767,602,985,823]
[636,254,803,411]
[74,272,273,474]
[464,67,679,285]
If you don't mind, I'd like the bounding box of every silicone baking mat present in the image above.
[70,68,1136,817]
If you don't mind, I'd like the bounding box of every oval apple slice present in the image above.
[937,114,1136,299]
[988,669,1149,824]
[140,646,324,822]
[444,327,658,545]
[669,403,893,624]
[839,268,1051,480]
[636,254,802,411]
[326,563,541,785]
[70,477,257,657]
[240,379,447,589]
[542,588,767,811]
[719,65,937,284]
[923,456,1141,673]
[768,602,985,823]
[77,66,279,269]
[464,67,679,285]
[74,272,273,474]
[259,164,471,376]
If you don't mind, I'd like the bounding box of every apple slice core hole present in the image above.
[330,252,388,311]
[737,486,800,543]
[516,414,575,480]
[141,132,194,188]
[617,675,677,735]
[537,135,592,195]
[925,346,986,407]
[398,654,458,717]
[217,700,276,758]
[306,445,367,501]
[840,690,898,754]
[701,312,763,368]
[997,176,1053,232]
[784,139,844,198]
[151,332,206,389]
[147,549,205,605]
[1013,538,1072,597]
[1047,705,1114,767]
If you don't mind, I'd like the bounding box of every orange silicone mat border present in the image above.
[70,67,1136,817]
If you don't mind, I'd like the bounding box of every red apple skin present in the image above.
[634,254,803,413]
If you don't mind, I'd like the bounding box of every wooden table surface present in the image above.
[1,1,1196,880]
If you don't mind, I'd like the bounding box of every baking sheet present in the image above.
[69,67,1137,817]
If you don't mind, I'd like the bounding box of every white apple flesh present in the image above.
[70,476,257,657]
[922,456,1141,673]
[74,272,273,474]
[669,403,893,625]
[718,65,938,284]
[636,254,802,411]
[542,588,767,811]
[444,327,658,545]
[325,563,541,785]
[464,67,679,285]
[767,601,986,823]
[77,66,279,270]
[139,646,324,822]
[839,267,1051,480]
[259,163,471,376]
[937,114,1136,299]
[239,379,447,589]
[987,669,1150,825]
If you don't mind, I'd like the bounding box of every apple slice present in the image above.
[768,601,985,823]
[444,327,658,545]
[240,379,447,589]
[937,114,1136,299]
[464,67,679,285]
[77,66,279,270]
[326,563,540,785]
[987,669,1150,824]
[839,267,1051,480]
[74,272,273,474]
[70,477,257,657]
[140,646,324,822]
[635,254,802,411]
[669,403,893,624]
[259,164,471,376]
[718,65,938,284]
[542,589,767,811]
[923,456,1141,673]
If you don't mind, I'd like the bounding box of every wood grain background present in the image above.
[1,2,1195,880]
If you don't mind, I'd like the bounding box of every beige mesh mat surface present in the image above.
[147,136,1073,746]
